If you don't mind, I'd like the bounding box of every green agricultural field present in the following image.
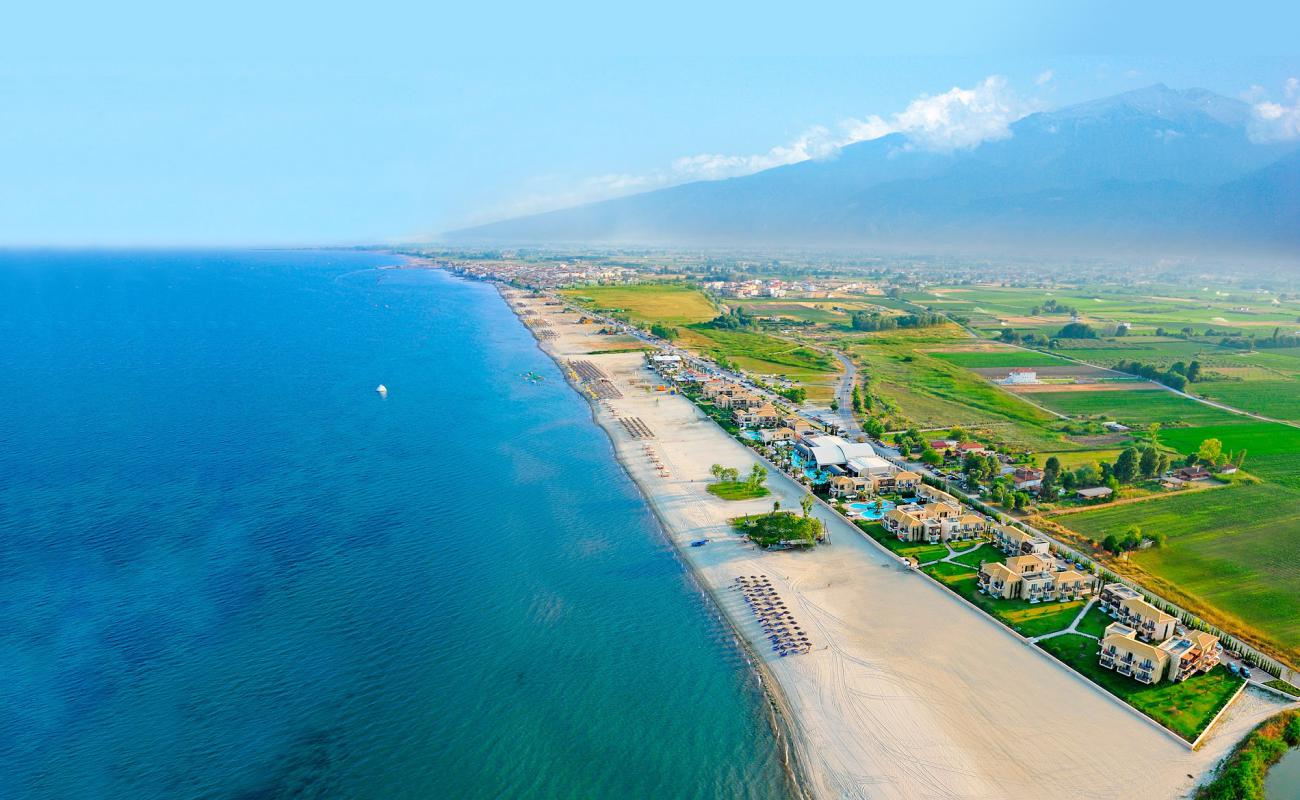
[1193,380,1300,423]
[843,328,1081,451]
[560,283,717,326]
[678,326,840,401]
[1037,634,1243,742]
[1033,449,1124,470]
[1025,389,1248,428]
[1160,422,1300,487]
[1057,482,1300,663]
[929,350,1072,368]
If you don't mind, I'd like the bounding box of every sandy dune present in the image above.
[509,293,1287,800]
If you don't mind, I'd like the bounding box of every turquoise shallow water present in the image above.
[0,251,789,799]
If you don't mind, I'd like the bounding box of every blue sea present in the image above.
[0,250,789,800]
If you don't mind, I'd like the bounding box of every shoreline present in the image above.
[503,282,815,800]
[481,278,1291,800]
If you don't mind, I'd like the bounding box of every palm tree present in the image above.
[800,494,814,518]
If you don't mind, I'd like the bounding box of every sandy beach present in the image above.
[503,289,1289,800]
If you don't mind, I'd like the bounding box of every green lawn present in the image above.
[733,511,822,548]
[1161,422,1300,488]
[707,481,771,501]
[921,561,1086,638]
[1026,389,1248,428]
[1058,482,1300,664]
[1037,634,1244,742]
[1074,604,1115,638]
[948,542,1000,569]
[855,522,950,563]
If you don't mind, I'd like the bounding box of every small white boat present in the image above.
[376,384,388,397]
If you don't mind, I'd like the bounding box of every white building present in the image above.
[1000,368,1039,385]
[796,435,879,469]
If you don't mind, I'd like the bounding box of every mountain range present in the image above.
[444,85,1300,257]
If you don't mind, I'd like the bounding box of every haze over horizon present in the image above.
[3,1,1299,249]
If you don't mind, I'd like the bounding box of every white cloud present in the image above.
[1248,77,1300,143]
[1036,69,1054,86]
[884,76,1037,151]
[487,75,1039,221]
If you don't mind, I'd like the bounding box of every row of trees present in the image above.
[849,311,945,332]
[710,462,768,489]
[1114,358,1200,389]
[1056,321,1098,339]
[649,323,678,340]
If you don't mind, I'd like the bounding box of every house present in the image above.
[956,441,993,456]
[733,402,780,428]
[893,470,923,492]
[1176,466,1211,481]
[1011,467,1044,490]
[929,439,959,452]
[1000,368,1039,385]
[828,475,869,498]
[1075,486,1113,501]
[1099,584,1177,641]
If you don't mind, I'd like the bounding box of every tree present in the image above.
[1185,360,1202,382]
[1122,525,1143,551]
[851,384,863,413]
[800,494,814,518]
[773,500,781,513]
[949,427,970,442]
[1012,491,1031,510]
[722,466,740,482]
[865,417,885,439]
[920,447,943,467]
[649,323,679,340]
[1044,455,1061,474]
[1139,447,1159,479]
[710,463,725,481]
[1056,322,1098,339]
[1156,453,1170,475]
[1196,438,1223,466]
[1102,533,1121,554]
[748,464,767,489]
[1151,531,1167,548]
[1113,447,1139,483]
[1074,463,1100,487]
[1147,422,1162,447]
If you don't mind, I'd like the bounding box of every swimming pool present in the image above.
[846,500,896,520]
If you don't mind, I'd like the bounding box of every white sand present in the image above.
[509,293,1290,800]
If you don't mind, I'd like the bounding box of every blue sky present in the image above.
[2,1,1298,246]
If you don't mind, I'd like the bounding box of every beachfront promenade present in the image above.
[506,291,1283,800]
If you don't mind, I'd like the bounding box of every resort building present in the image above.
[795,435,879,469]
[827,466,922,498]
[1098,624,1221,685]
[716,391,764,410]
[734,403,780,428]
[884,501,986,544]
[990,524,1051,556]
[1099,623,1171,684]
[1099,584,1178,642]
[759,427,796,444]
[916,483,960,505]
[977,554,1098,601]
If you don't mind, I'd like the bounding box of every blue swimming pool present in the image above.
[847,500,896,520]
